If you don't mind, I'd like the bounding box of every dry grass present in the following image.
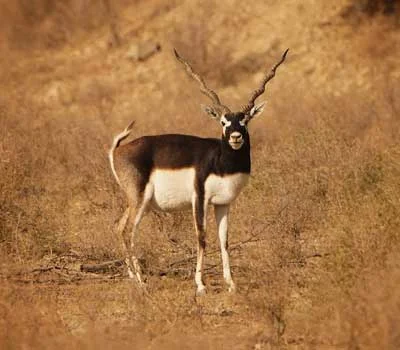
[1,0,400,349]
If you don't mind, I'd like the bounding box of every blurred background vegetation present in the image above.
[0,1,399,349]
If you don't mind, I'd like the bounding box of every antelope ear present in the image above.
[249,102,266,118]
[201,104,220,120]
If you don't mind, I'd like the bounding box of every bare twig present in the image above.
[80,259,124,273]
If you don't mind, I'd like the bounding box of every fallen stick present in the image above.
[80,259,124,273]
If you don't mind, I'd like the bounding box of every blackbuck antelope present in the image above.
[109,48,288,295]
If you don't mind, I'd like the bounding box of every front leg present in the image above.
[192,193,208,296]
[214,204,235,292]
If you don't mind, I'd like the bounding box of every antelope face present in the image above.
[201,103,266,151]
[220,113,248,150]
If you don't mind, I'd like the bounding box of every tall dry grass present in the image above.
[1,0,400,349]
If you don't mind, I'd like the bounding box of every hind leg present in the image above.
[117,207,130,250]
[117,206,138,280]
[119,184,154,284]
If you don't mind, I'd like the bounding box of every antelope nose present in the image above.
[231,132,242,141]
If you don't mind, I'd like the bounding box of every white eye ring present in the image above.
[220,116,231,128]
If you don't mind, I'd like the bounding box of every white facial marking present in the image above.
[205,173,249,205]
[239,118,247,127]
[229,131,244,150]
[220,115,232,136]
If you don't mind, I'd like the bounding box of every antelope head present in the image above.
[174,48,289,151]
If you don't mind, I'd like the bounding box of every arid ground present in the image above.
[1,1,400,349]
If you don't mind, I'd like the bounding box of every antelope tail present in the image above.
[109,121,135,185]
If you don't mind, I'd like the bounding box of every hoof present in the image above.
[196,286,207,297]
[228,282,236,293]
[127,269,135,279]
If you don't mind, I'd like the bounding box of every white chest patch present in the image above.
[150,168,195,211]
[205,173,249,205]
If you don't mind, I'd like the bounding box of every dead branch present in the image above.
[80,259,124,273]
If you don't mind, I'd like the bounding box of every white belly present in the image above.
[150,168,195,211]
[149,168,249,211]
[205,173,249,205]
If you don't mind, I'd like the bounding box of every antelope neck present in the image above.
[216,137,251,175]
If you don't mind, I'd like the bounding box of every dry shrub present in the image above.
[0,101,122,262]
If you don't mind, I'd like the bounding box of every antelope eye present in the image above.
[221,121,226,127]
[239,119,247,127]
